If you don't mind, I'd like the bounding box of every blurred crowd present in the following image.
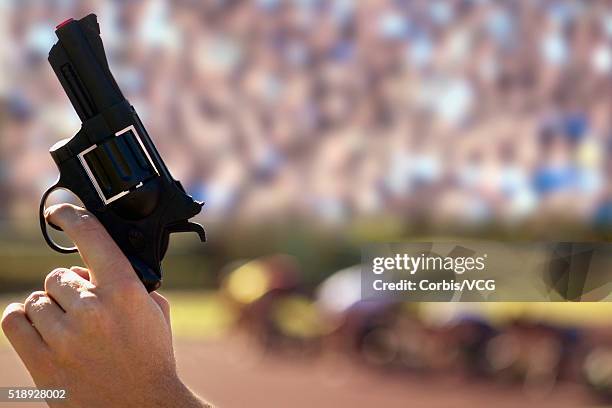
[0,0,611,228]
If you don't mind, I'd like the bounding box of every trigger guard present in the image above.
[39,179,78,254]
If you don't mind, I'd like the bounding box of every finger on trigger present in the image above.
[44,204,137,288]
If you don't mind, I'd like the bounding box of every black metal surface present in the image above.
[40,14,205,292]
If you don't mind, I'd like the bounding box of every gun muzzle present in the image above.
[49,15,124,120]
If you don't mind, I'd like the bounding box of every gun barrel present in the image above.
[48,14,124,120]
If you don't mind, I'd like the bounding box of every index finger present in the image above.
[44,203,137,287]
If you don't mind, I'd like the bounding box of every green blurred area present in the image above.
[0,216,603,293]
[4,288,612,350]
[2,219,611,343]
[0,221,364,293]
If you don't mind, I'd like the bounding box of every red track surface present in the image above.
[0,339,594,408]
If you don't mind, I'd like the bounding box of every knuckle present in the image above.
[24,291,47,307]
[44,268,68,290]
[24,292,54,315]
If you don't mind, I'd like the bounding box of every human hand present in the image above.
[1,204,210,408]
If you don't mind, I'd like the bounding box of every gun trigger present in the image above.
[166,221,206,242]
